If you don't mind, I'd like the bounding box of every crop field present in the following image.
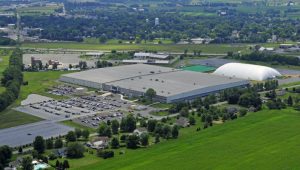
[21,42,247,53]
[60,108,300,170]
[17,5,61,16]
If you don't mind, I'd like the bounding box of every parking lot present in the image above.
[15,93,139,122]
[73,111,125,128]
[0,121,73,147]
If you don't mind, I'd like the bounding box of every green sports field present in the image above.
[70,109,300,170]
[182,65,216,72]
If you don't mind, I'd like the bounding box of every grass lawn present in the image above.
[0,109,42,129]
[149,111,170,116]
[21,42,247,53]
[0,71,72,129]
[64,108,300,170]
[151,103,172,109]
[18,71,74,104]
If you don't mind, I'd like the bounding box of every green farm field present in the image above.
[55,108,300,170]
[21,42,247,53]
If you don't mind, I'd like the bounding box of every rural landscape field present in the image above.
[0,0,300,170]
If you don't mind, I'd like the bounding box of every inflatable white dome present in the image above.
[213,63,282,81]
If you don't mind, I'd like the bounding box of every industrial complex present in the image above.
[60,64,249,103]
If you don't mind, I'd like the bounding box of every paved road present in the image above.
[0,121,73,147]
[278,77,300,85]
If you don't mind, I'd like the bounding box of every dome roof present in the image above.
[213,63,281,81]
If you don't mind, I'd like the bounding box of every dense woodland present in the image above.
[21,10,299,42]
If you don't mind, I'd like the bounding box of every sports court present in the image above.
[182,65,216,72]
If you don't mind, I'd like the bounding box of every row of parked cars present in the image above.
[61,95,129,112]
[76,112,124,127]
[48,85,77,96]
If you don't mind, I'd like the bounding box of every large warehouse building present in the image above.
[60,64,249,103]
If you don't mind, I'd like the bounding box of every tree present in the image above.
[172,125,179,138]
[155,134,160,143]
[180,107,189,117]
[18,147,23,154]
[82,129,90,139]
[147,119,157,132]
[111,120,120,134]
[239,109,247,117]
[66,131,77,142]
[63,160,70,169]
[287,96,293,106]
[126,134,139,149]
[139,119,147,127]
[55,160,60,169]
[145,88,156,101]
[97,150,114,159]
[22,156,33,170]
[189,116,196,125]
[120,115,136,132]
[111,137,120,149]
[140,133,149,146]
[98,122,112,137]
[0,145,12,167]
[54,138,63,148]
[75,128,82,138]
[99,34,107,44]
[46,139,53,149]
[162,125,171,139]
[66,142,85,158]
[33,136,45,154]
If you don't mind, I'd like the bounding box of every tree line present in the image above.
[227,51,300,66]
[11,5,300,43]
[0,49,23,111]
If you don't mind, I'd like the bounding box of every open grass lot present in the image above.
[63,109,300,170]
[18,71,74,103]
[0,109,42,129]
[21,42,247,53]
[0,71,71,129]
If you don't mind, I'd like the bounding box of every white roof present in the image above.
[134,52,169,59]
[213,63,282,81]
